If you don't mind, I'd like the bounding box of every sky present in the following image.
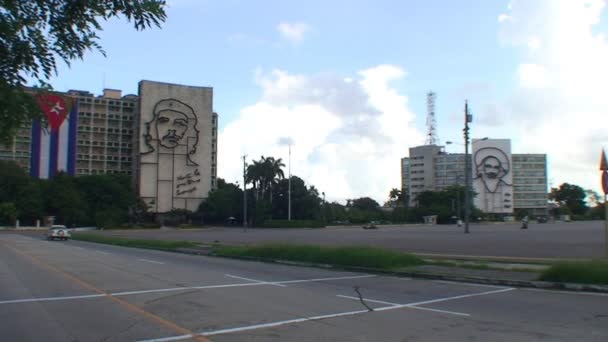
[49,0,608,204]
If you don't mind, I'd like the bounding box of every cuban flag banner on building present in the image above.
[30,94,78,179]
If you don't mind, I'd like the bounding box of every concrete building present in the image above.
[401,139,548,216]
[512,154,548,216]
[0,81,219,213]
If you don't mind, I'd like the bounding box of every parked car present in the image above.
[47,225,71,240]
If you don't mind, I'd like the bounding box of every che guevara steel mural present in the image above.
[141,98,202,211]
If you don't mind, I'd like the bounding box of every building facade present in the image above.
[0,82,218,213]
[401,139,548,215]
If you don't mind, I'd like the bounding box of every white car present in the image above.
[47,225,71,240]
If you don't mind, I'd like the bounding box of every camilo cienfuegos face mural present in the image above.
[472,141,514,214]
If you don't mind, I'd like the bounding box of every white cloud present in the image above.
[218,66,424,204]
[517,63,549,89]
[277,22,310,43]
[495,0,608,193]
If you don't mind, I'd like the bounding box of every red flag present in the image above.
[36,94,73,131]
[601,149,608,171]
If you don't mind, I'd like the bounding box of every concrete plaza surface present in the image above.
[84,220,606,259]
[1,233,608,341]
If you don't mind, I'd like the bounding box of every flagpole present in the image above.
[605,193,607,258]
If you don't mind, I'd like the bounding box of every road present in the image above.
[78,220,606,259]
[1,232,607,341]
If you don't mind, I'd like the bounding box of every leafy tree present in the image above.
[246,156,285,203]
[271,176,322,221]
[0,0,167,141]
[350,197,380,211]
[0,160,31,202]
[75,174,137,227]
[323,202,348,223]
[550,183,588,215]
[198,178,243,224]
[385,188,406,207]
[46,172,88,226]
[0,202,18,225]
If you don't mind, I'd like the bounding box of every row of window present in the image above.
[77,169,132,175]
[513,170,546,177]
[512,156,545,163]
[78,126,134,134]
[514,192,547,199]
[77,140,132,147]
[513,185,547,192]
[78,98,136,107]
[77,155,132,162]
[512,199,548,207]
[0,151,30,157]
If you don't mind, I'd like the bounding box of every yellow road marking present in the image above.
[2,242,210,342]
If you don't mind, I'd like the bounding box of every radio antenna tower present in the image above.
[425,91,439,145]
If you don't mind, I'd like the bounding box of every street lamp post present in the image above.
[288,143,292,221]
[242,155,247,231]
[463,101,472,234]
[322,191,326,223]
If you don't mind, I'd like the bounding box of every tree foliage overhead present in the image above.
[0,0,167,141]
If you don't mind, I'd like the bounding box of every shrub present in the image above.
[539,260,608,285]
[214,244,424,270]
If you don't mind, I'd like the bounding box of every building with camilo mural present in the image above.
[401,139,548,216]
[0,81,219,213]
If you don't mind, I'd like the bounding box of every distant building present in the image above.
[400,139,548,216]
[0,81,219,213]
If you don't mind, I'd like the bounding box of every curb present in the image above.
[174,248,608,294]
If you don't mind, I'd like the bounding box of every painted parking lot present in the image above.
[1,233,607,341]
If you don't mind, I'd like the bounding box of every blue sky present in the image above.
[51,0,608,203]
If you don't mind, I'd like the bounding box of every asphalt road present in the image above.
[1,232,608,341]
[84,220,606,259]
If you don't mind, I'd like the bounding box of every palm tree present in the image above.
[264,157,285,205]
[246,156,286,204]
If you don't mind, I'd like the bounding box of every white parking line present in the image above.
[0,274,376,305]
[336,294,400,306]
[95,251,109,255]
[225,274,287,287]
[139,259,165,265]
[276,274,376,284]
[0,294,105,305]
[336,294,469,316]
[137,287,512,342]
[434,280,508,289]
[406,305,470,317]
[386,287,516,308]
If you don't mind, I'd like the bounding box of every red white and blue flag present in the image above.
[30,94,78,178]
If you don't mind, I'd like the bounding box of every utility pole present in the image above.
[243,155,247,231]
[463,100,472,234]
[288,143,292,221]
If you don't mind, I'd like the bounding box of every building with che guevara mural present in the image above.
[0,81,219,214]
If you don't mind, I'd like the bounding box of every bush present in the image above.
[539,261,608,285]
[102,222,160,230]
[214,244,425,270]
[72,233,198,250]
[260,220,325,228]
